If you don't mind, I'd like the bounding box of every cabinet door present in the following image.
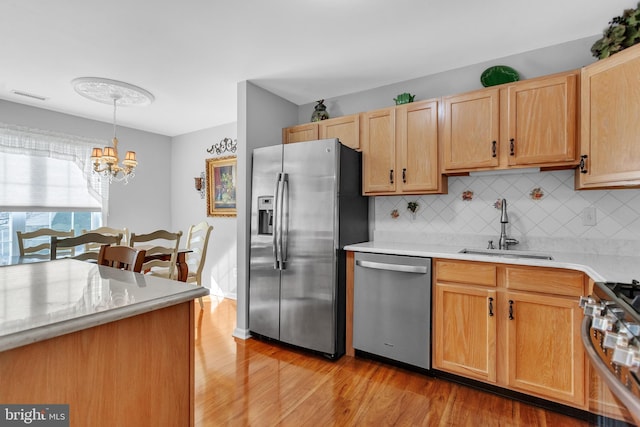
[504,291,585,407]
[362,108,396,193]
[433,283,497,383]
[589,361,635,424]
[283,123,318,144]
[442,88,500,171]
[397,100,440,192]
[578,44,640,188]
[319,114,360,150]
[506,72,578,166]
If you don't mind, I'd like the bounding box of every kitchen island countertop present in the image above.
[344,241,640,284]
[0,258,208,352]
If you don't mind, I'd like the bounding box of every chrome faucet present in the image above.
[498,199,519,250]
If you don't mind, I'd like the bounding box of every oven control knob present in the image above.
[612,346,640,373]
[603,331,629,349]
[584,302,605,317]
[579,296,594,308]
[606,307,625,320]
[592,314,612,332]
[625,322,640,337]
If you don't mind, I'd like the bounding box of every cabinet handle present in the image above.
[402,168,407,183]
[508,300,514,320]
[491,141,497,158]
[509,138,515,156]
[580,155,588,174]
[488,297,494,317]
[389,169,394,184]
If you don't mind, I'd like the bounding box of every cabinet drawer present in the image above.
[504,266,585,297]
[435,259,497,287]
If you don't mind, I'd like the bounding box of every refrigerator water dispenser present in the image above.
[257,196,274,235]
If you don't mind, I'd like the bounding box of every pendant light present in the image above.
[72,77,154,184]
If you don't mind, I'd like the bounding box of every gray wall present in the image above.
[0,99,172,233]
[234,81,298,338]
[297,36,600,124]
[171,122,238,297]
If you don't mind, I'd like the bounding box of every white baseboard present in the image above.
[232,328,251,340]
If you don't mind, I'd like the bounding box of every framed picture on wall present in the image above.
[206,156,237,217]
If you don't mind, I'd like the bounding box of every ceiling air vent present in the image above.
[11,90,48,101]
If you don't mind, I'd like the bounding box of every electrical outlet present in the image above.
[582,207,597,226]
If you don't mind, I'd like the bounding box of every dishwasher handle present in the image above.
[356,259,428,274]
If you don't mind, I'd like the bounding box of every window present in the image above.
[0,123,109,257]
[0,211,102,257]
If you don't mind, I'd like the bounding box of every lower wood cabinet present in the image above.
[588,361,636,424]
[503,290,584,405]
[434,282,497,383]
[433,259,587,408]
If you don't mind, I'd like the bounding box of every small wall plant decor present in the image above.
[407,201,419,220]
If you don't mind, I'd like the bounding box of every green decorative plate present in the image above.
[480,65,520,87]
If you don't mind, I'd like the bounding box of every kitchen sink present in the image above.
[458,248,553,260]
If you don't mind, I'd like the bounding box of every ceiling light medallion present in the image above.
[72,77,154,184]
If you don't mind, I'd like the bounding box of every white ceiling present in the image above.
[0,0,634,137]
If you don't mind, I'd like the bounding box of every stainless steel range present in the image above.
[580,281,640,425]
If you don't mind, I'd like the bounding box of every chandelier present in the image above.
[72,77,154,184]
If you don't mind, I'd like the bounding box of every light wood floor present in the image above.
[194,297,594,427]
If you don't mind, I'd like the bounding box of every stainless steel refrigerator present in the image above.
[249,138,368,359]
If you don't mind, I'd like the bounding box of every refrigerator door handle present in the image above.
[281,173,289,268]
[274,172,284,269]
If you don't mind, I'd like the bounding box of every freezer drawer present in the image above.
[353,252,431,369]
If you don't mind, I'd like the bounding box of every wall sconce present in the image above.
[194,172,205,199]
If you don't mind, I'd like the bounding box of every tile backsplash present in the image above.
[373,170,640,255]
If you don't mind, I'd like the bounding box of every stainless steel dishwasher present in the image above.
[353,252,431,370]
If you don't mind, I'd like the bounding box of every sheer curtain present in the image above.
[0,122,109,215]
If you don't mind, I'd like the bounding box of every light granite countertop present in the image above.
[344,240,640,284]
[0,259,209,352]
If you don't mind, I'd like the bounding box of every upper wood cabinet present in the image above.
[442,88,500,171]
[282,114,360,150]
[319,114,360,150]
[576,43,640,189]
[361,99,446,195]
[283,123,318,144]
[442,70,579,173]
[361,107,396,193]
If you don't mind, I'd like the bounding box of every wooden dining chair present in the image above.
[150,222,213,307]
[97,244,146,272]
[16,228,74,256]
[50,232,123,261]
[81,226,129,252]
[129,230,183,279]
[185,221,213,309]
